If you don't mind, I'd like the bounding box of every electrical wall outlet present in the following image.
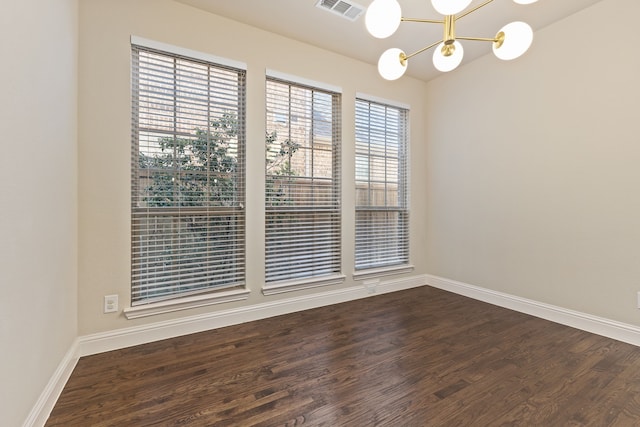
[104,294,119,313]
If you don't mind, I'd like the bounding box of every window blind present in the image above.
[265,77,341,284]
[131,44,246,305]
[355,98,409,270]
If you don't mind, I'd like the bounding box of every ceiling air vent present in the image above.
[315,0,365,21]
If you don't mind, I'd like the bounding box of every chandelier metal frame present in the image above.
[366,0,537,79]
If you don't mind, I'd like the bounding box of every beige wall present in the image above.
[78,0,428,335]
[425,0,640,326]
[0,0,78,425]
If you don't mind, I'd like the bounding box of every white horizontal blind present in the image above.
[355,98,409,270]
[131,44,246,305]
[265,77,341,284]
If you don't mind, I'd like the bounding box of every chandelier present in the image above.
[365,0,538,79]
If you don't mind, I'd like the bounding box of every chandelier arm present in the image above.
[455,0,495,21]
[404,39,444,61]
[401,17,444,24]
[456,36,499,43]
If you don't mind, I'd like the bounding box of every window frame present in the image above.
[263,71,345,295]
[126,37,249,318]
[353,94,412,279]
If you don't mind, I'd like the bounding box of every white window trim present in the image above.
[355,92,410,110]
[262,274,346,296]
[352,265,415,282]
[266,69,342,94]
[130,38,247,308]
[131,35,246,70]
[124,288,251,320]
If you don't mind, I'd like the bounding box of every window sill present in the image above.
[262,274,346,296]
[352,264,415,282]
[124,288,251,320]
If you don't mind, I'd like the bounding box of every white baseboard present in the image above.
[426,274,640,347]
[23,340,79,427]
[77,274,428,357]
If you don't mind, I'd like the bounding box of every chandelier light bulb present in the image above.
[378,48,407,80]
[493,21,533,60]
[430,0,472,16]
[365,0,402,39]
[432,41,464,72]
[513,0,538,4]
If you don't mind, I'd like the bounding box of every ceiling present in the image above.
[176,0,602,82]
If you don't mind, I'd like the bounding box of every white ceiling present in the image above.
[176,0,602,82]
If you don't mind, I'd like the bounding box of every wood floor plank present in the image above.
[46,286,640,426]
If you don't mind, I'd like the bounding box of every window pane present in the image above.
[265,78,341,285]
[131,45,246,305]
[354,98,409,270]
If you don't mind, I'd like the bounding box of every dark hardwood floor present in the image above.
[46,286,640,426]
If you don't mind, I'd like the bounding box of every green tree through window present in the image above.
[139,112,240,208]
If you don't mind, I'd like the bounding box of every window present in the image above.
[131,41,246,305]
[265,74,343,293]
[355,97,409,271]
